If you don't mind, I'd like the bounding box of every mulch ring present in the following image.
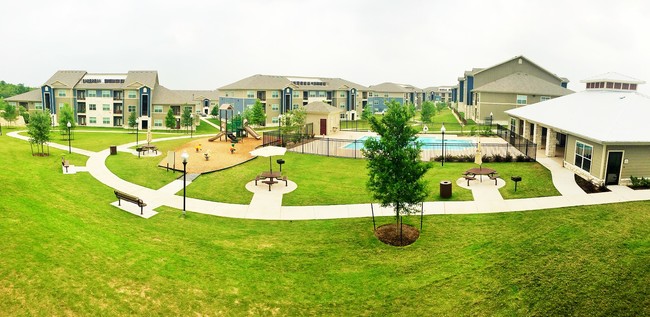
[375,223,420,247]
[574,174,610,193]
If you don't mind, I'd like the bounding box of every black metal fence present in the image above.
[262,131,537,161]
[496,124,537,160]
[340,120,373,131]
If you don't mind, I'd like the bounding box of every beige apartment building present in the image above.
[5,70,209,130]
[217,74,368,125]
[454,56,572,124]
[367,82,424,113]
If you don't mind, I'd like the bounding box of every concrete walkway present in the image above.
[8,131,650,220]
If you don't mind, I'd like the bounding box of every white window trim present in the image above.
[574,141,593,172]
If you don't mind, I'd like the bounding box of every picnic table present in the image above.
[256,171,288,191]
[464,167,499,185]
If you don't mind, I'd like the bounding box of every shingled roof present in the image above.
[472,72,573,96]
[44,71,86,87]
[5,89,42,102]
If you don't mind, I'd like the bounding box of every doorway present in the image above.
[320,119,327,135]
[605,151,624,185]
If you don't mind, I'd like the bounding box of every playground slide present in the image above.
[244,126,262,140]
[227,133,238,143]
[208,132,225,142]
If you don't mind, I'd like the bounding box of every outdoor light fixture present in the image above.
[66,121,72,154]
[181,151,189,218]
[441,123,446,166]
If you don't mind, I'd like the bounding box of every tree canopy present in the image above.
[181,105,193,133]
[2,104,18,125]
[165,108,176,130]
[57,104,76,133]
[420,101,436,123]
[249,100,266,126]
[27,110,52,155]
[0,81,34,99]
[362,100,431,222]
[128,111,137,130]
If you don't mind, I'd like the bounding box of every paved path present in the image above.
[8,131,650,220]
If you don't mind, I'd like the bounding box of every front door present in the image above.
[605,151,623,185]
[320,119,327,135]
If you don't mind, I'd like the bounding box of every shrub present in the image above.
[630,176,650,188]
[505,153,513,162]
[493,154,504,162]
[470,126,477,136]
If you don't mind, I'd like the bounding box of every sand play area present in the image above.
[158,136,263,174]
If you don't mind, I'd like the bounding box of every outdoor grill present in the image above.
[511,176,522,192]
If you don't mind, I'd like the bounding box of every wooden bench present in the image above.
[262,179,277,191]
[463,175,476,186]
[282,175,288,186]
[114,190,147,215]
[61,156,70,173]
[255,175,261,185]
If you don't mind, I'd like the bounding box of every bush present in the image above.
[493,154,504,162]
[630,176,650,188]
[505,153,513,162]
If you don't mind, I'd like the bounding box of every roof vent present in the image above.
[518,58,523,65]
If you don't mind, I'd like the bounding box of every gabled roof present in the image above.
[125,71,158,88]
[304,101,342,114]
[580,72,646,84]
[5,89,42,102]
[472,72,574,96]
[151,85,187,104]
[506,89,650,143]
[174,90,220,102]
[43,71,86,87]
[218,74,367,91]
[473,55,567,83]
[368,82,411,93]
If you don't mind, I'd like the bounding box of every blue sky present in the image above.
[3,0,649,93]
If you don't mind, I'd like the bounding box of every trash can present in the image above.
[440,180,452,198]
[110,145,117,155]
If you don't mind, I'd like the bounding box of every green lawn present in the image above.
[105,138,193,189]
[0,135,648,315]
[186,153,557,205]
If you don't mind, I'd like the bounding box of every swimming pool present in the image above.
[343,136,475,150]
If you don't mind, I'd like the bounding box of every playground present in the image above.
[159,136,262,174]
[157,104,264,174]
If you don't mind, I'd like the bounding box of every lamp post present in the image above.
[66,121,72,154]
[441,123,446,166]
[135,118,139,146]
[489,112,493,130]
[277,114,282,146]
[181,151,189,218]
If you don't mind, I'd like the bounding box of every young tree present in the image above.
[57,104,76,137]
[165,108,176,131]
[420,101,436,123]
[19,106,29,124]
[361,105,373,121]
[2,104,18,126]
[362,100,431,244]
[181,105,193,134]
[250,100,266,126]
[128,111,137,132]
[210,105,219,118]
[27,110,52,155]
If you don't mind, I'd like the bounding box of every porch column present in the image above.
[545,128,557,157]
[522,120,530,140]
[533,123,543,146]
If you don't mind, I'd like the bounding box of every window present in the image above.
[574,141,593,172]
[154,119,163,127]
[103,117,110,124]
[103,104,110,111]
[293,91,300,98]
[89,104,97,111]
[384,94,389,98]
[606,82,613,89]
[516,95,527,105]
[89,117,97,124]
[128,105,136,112]
[247,91,255,98]
[614,83,622,89]
[340,92,346,98]
[622,83,630,90]
[184,106,193,112]
[154,105,163,113]
[57,90,66,97]
[373,100,379,105]
[87,90,97,97]
[309,91,316,98]
[271,91,279,98]
[318,91,325,97]
[102,90,111,98]
[340,114,346,119]
[128,90,137,98]
[271,117,279,123]
[271,104,279,111]
[630,84,637,90]
[540,96,551,102]
[292,104,299,110]
[35,102,43,110]
[340,103,346,109]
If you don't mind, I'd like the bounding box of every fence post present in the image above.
[327,138,330,156]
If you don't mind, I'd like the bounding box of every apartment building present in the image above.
[6,70,208,130]
[424,86,454,103]
[454,56,572,124]
[367,82,424,113]
[217,74,368,125]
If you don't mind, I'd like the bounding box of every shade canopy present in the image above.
[250,146,287,173]
[146,129,153,144]
[474,142,483,166]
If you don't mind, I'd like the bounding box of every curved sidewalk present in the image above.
[9,131,650,220]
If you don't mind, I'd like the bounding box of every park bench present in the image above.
[61,156,70,173]
[262,179,277,191]
[114,190,147,215]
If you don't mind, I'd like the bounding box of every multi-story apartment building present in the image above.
[424,86,454,103]
[6,70,210,130]
[367,82,424,113]
[217,74,368,125]
[453,56,572,124]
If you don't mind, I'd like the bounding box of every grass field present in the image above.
[0,134,648,315]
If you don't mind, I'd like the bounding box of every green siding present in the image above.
[607,145,650,179]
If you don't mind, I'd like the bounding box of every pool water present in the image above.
[343,136,474,150]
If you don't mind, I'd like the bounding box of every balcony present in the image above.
[113,110,123,115]
[257,91,266,101]
[77,107,86,114]
[77,94,86,100]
